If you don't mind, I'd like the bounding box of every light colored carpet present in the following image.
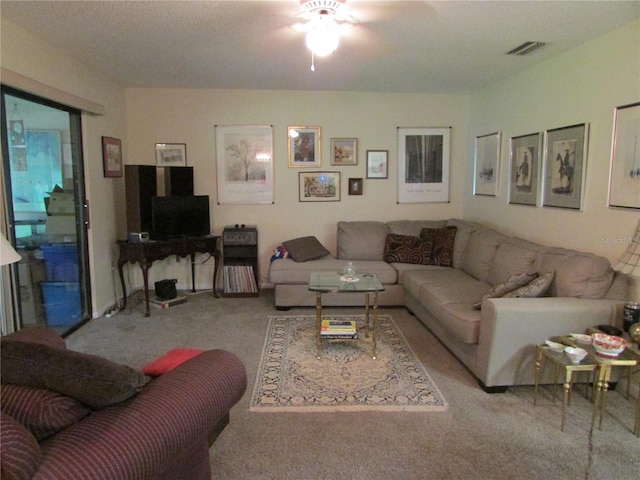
[251,315,447,412]
[66,290,640,480]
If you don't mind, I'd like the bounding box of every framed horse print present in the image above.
[542,123,589,210]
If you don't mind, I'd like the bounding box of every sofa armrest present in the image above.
[476,297,622,387]
[36,350,247,480]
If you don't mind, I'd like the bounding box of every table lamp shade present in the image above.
[0,233,20,266]
[612,219,640,277]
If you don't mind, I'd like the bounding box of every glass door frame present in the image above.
[1,85,91,334]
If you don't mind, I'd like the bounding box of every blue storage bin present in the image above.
[40,244,79,282]
[41,282,81,326]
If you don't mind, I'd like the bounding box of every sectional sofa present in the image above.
[268,219,627,391]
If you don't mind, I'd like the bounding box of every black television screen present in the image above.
[151,195,210,239]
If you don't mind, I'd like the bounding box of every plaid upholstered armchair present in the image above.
[0,326,247,480]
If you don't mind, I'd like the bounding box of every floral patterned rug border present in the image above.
[250,315,448,412]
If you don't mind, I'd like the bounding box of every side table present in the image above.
[534,345,598,432]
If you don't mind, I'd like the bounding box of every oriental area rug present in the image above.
[250,315,448,412]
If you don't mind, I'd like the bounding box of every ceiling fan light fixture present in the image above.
[305,11,340,57]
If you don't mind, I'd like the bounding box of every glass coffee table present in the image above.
[308,272,385,360]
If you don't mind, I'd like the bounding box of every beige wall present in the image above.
[124,89,468,289]
[1,18,128,317]
[466,19,640,299]
[2,14,638,309]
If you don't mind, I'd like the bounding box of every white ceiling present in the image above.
[1,0,639,94]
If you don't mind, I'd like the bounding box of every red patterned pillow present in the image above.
[383,234,433,265]
[420,226,457,267]
[142,348,205,376]
[0,384,91,441]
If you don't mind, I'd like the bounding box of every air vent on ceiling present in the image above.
[507,41,546,56]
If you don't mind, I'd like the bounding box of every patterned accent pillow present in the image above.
[503,271,555,298]
[383,234,433,265]
[0,384,92,441]
[420,226,457,267]
[473,272,539,309]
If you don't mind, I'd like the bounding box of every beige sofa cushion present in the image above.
[488,241,538,285]
[337,221,389,260]
[387,220,446,237]
[446,219,477,268]
[461,228,506,282]
[538,248,613,298]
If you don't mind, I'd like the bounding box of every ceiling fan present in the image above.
[296,0,357,71]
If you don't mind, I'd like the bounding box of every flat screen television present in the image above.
[151,195,210,239]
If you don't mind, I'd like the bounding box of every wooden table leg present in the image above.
[141,263,151,317]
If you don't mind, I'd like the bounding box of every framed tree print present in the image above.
[509,132,540,206]
[608,102,640,209]
[542,123,589,210]
[397,127,450,203]
[215,125,274,204]
[473,132,501,196]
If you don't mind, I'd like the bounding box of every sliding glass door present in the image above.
[1,86,90,334]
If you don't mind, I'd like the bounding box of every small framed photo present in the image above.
[366,150,388,179]
[288,126,321,167]
[155,143,187,167]
[299,171,340,202]
[331,138,358,165]
[348,178,363,195]
[608,102,640,209]
[473,132,501,196]
[542,123,589,210]
[509,132,541,206]
[102,136,123,178]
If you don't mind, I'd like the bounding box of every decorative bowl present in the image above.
[591,333,627,357]
[570,333,592,345]
[564,346,588,364]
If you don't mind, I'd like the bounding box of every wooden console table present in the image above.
[117,236,220,317]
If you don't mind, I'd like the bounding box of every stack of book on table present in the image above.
[321,319,357,339]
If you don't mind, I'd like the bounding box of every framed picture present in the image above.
[102,136,123,178]
[348,178,363,195]
[215,125,274,204]
[299,171,340,202]
[288,126,321,167]
[397,127,450,203]
[155,143,186,167]
[542,123,589,210]
[366,150,388,179]
[331,138,358,165]
[608,102,640,209]
[473,132,501,196]
[508,132,540,206]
